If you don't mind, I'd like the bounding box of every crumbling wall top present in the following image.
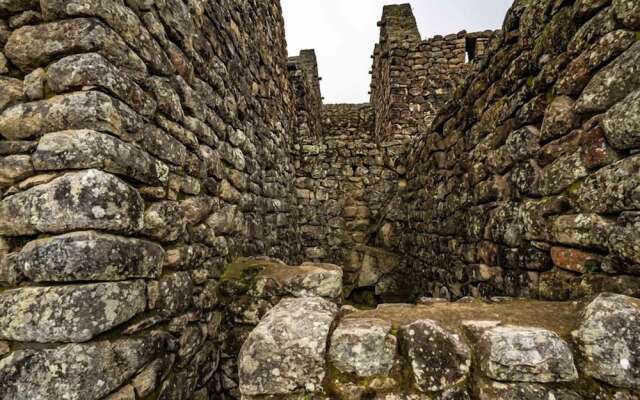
[378,4,421,45]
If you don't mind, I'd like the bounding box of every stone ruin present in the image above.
[0,0,639,399]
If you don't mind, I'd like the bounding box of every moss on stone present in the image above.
[220,258,267,283]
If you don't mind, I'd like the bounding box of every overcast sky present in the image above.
[281,0,513,103]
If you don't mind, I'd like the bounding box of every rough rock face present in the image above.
[238,297,640,399]
[478,326,578,383]
[0,337,160,400]
[1,0,640,398]
[573,293,640,389]
[238,297,339,397]
[477,381,582,400]
[0,169,144,235]
[400,319,471,392]
[0,281,147,342]
[2,231,164,283]
[32,130,169,185]
[0,0,299,397]
[329,317,397,377]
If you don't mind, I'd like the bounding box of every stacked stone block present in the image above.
[0,0,299,398]
[238,294,640,399]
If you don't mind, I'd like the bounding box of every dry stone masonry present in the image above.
[0,0,639,399]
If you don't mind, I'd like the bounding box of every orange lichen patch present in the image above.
[551,246,602,274]
[344,299,583,338]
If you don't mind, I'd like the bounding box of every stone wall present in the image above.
[0,0,299,399]
[288,49,323,142]
[293,4,501,305]
[294,103,411,302]
[238,293,640,399]
[391,0,640,301]
[370,4,498,142]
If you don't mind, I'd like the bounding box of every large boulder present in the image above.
[478,326,578,383]
[573,293,640,389]
[238,297,339,397]
[222,257,343,300]
[0,169,144,236]
[328,317,397,377]
[0,337,160,400]
[3,231,164,283]
[4,18,146,75]
[575,41,640,114]
[399,319,471,393]
[46,53,156,116]
[0,91,143,142]
[32,130,168,185]
[0,281,146,343]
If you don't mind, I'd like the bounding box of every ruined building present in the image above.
[0,0,639,399]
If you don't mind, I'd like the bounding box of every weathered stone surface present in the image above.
[47,53,156,116]
[399,319,471,392]
[0,91,143,141]
[150,77,185,122]
[551,214,614,250]
[0,77,24,111]
[33,130,169,185]
[132,355,175,398]
[613,0,640,29]
[141,125,188,166]
[478,326,578,383]
[0,337,159,400]
[143,201,187,242]
[4,18,146,75]
[4,231,163,283]
[0,154,33,186]
[0,169,144,236]
[104,384,136,400]
[23,67,45,100]
[573,293,640,389]
[239,297,339,396]
[0,281,146,343]
[40,0,172,75]
[478,381,582,400]
[222,257,343,300]
[0,0,38,16]
[575,41,640,114]
[147,272,194,317]
[540,96,579,142]
[557,29,636,97]
[550,246,601,274]
[571,155,640,213]
[329,317,396,377]
[610,218,640,268]
[602,89,640,150]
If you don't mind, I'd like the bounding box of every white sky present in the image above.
[282,0,513,103]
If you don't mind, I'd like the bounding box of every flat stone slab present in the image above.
[239,297,339,396]
[0,281,146,343]
[33,129,168,185]
[3,231,163,283]
[222,257,343,300]
[345,300,581,336]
